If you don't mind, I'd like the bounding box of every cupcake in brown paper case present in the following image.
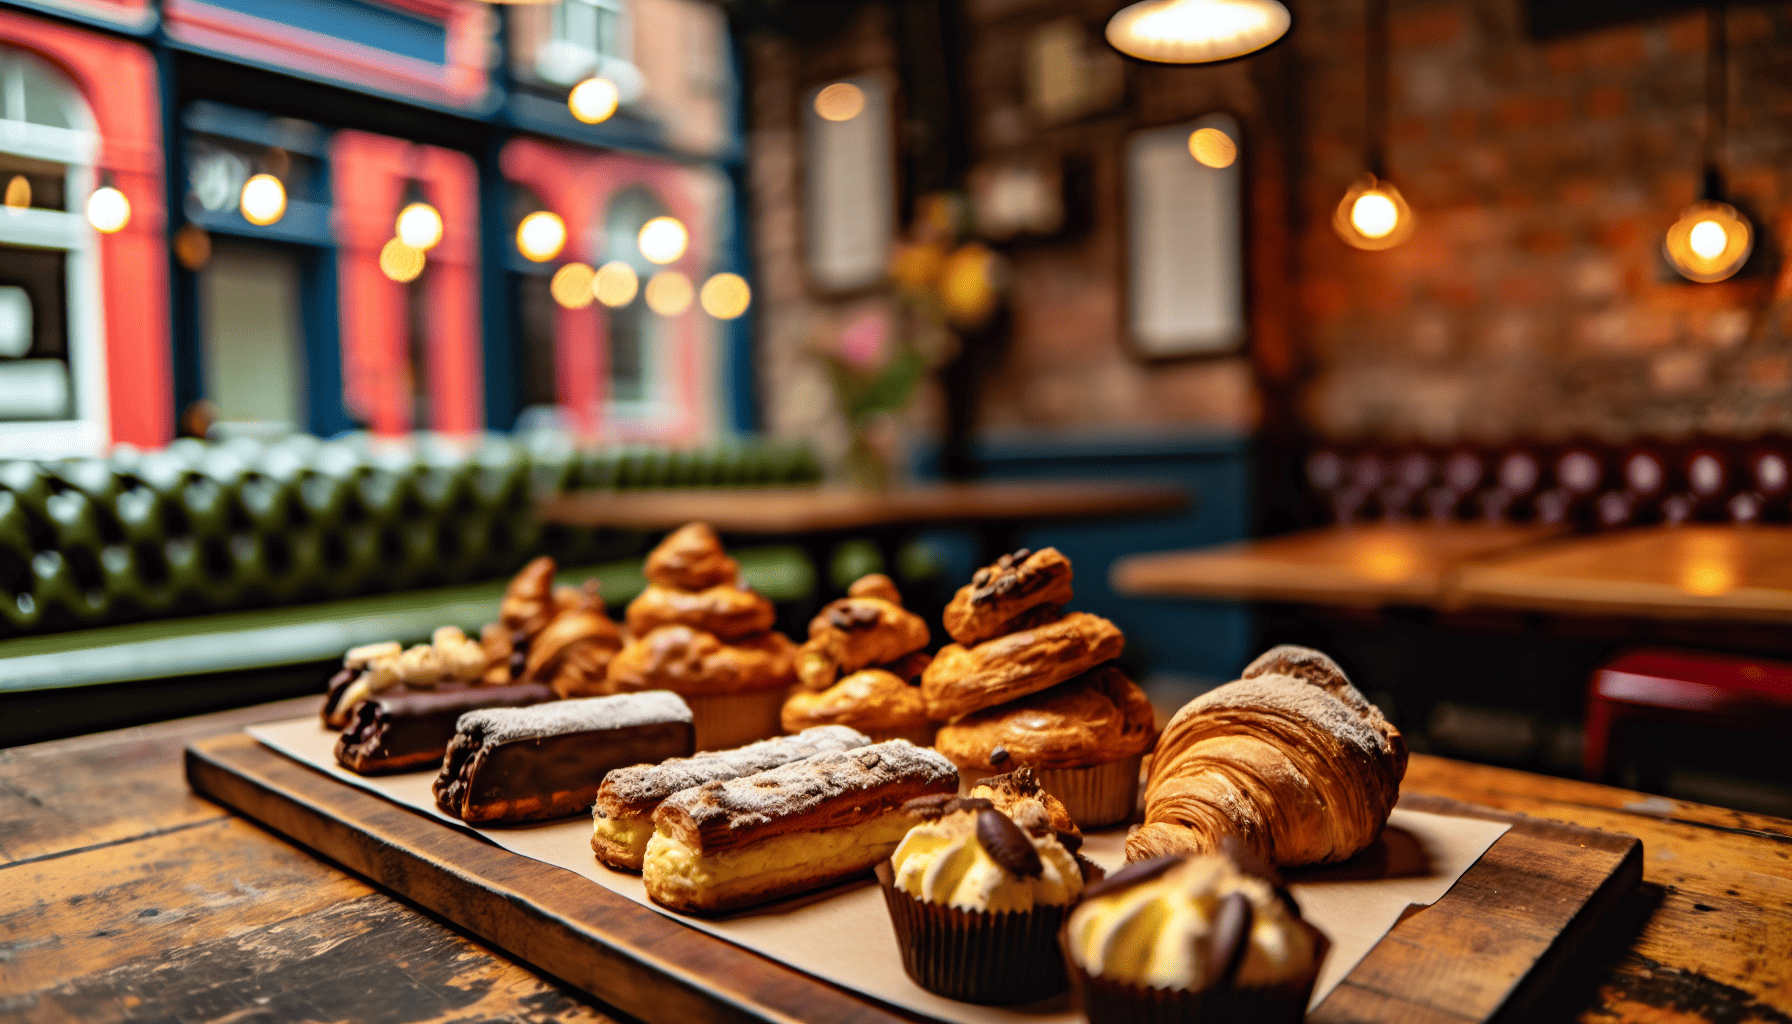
[934,664,1156,829]
[876,796,1086,1004]
[1060,844,1327,1024]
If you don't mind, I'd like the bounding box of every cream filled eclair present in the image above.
[591,725,872,870]
[642,740,959,913]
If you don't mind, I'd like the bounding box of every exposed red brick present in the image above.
[1664,13,1705,54]
[1580,24,1649,70]
[1391,6,1464,48]
[1585,86,1625,119]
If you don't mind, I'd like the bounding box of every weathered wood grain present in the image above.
[0,815,617,1024]
[0,696,315,865]
[185,734,917,1024]
[1406,753,1792,1020]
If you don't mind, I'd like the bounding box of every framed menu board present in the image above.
[1124,113,1245,359]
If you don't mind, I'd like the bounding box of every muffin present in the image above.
[1061,847,1326,1024]
[877,797,1086,1004]
[935,664,1157,829]
[604,524,796,749]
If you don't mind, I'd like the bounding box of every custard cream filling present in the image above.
[1068,856,1314,990]
[592,812,656,865]
[643,811,916,897]
[891,824,1080,912]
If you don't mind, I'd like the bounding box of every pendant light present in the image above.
[1664,2,1751,283]
[1105,0,1292,64]
[568,75,620,124]
[86,173,130,234]
[1334,0,1413,251]
[396,181,444,252]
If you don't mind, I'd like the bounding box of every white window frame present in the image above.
[0,48,106,459]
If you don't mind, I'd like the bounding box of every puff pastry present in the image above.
[934,664,1156,772]
[780,664,934,743]
[644,522,740,591]
[642,740,958,912]
[525,584,624,698]
[942,548,1074,647]
[794,573,930,690]
[625,582,777,641]
[606,624,797,696]
[1126,645,1406,867]
[921,611,1125,720]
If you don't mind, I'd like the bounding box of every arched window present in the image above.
[0,46,104,457]
[600,184,667,414]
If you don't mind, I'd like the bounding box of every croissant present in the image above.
[1126,645,1406,868]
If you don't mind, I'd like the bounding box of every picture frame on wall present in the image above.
[801,73,896,295]
[1123,113,1245,359]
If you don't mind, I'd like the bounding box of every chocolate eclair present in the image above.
[334,683,554,775]
[433,691,695,824]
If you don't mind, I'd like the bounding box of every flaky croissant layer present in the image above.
[1127,646,1406,867]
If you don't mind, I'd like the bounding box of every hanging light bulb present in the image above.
[173,224,212,271]
[699,273,752,319]
[396,201,444,250]
[1664,8,1750,285]
[4,175,29,212]
[592,261,640,307]
[637,216,688,265]
[516,210,567,263]
[814,82,866,122]
[1188,127,1237,168]
[240,173,287,226]
[86,184,130,233]
[1105,0,1291,64]
[379,237,426,283]
[1333,175,1414,250]
[644,271,693,315]
[1665,201,1752,283]
[550,262,597,309]
[569,76,620,124]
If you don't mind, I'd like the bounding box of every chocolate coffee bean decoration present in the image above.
[1082,855,1182,900]
[1205,891,1254,985]
[977,809,1043,878]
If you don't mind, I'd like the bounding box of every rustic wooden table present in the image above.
[4,699,1789,1022]
[1450,525,1792,622]
[1109,523,1561,607]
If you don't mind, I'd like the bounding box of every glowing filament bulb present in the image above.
[1350,192,1399,239]
[551,262,596,308]
[240,174,287,226]
[3,175,28,211]
[86,186,130,233]
[569,76,620,124]
[699,273,751,319]
[379,238,426,282]
[517,211,567,263]
[1689,220,1728,260]
[644,271,693,315]
[814,82,865,122]
[1188,127,1237,168]
[592,261,640,307]
[396,202,444,250]
[638,216,688,264]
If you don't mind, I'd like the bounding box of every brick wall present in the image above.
[1297,0,1792,444]
[744,1,1792,458]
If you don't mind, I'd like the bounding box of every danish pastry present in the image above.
[781,666,935,744]
[921,611,1124,720]
[942,547,1074,647]
[625,582,777,642]
[794,573,930,690]
[644,522,739,591]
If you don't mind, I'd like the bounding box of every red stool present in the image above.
[1584,649,1792,782]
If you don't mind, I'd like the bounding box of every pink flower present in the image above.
[837,313,888,370]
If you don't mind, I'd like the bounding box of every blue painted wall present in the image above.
[917,430,1254,683]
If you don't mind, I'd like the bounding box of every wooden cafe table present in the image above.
[3,696,1789,1021]
[1110,522,1562,608]
[540,480,1187,584]
[1450,524,1792,622]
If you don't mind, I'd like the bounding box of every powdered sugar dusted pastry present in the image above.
[942,548,1075,647]
[433,692,694,824]
[642,740,958,912]
[794,574,930,691]
[921,611,1125,720]
[592,725,871,870]
[1128,645,1406,867]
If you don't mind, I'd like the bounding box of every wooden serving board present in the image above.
[186,734,1642,1024]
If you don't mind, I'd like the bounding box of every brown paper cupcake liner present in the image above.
[875,861,1070,1004]
[682,688,787,751]
[1061,920,1328,1024]
[1036,753,1142,830]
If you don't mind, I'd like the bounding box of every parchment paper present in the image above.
[250,718,1508,1023]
